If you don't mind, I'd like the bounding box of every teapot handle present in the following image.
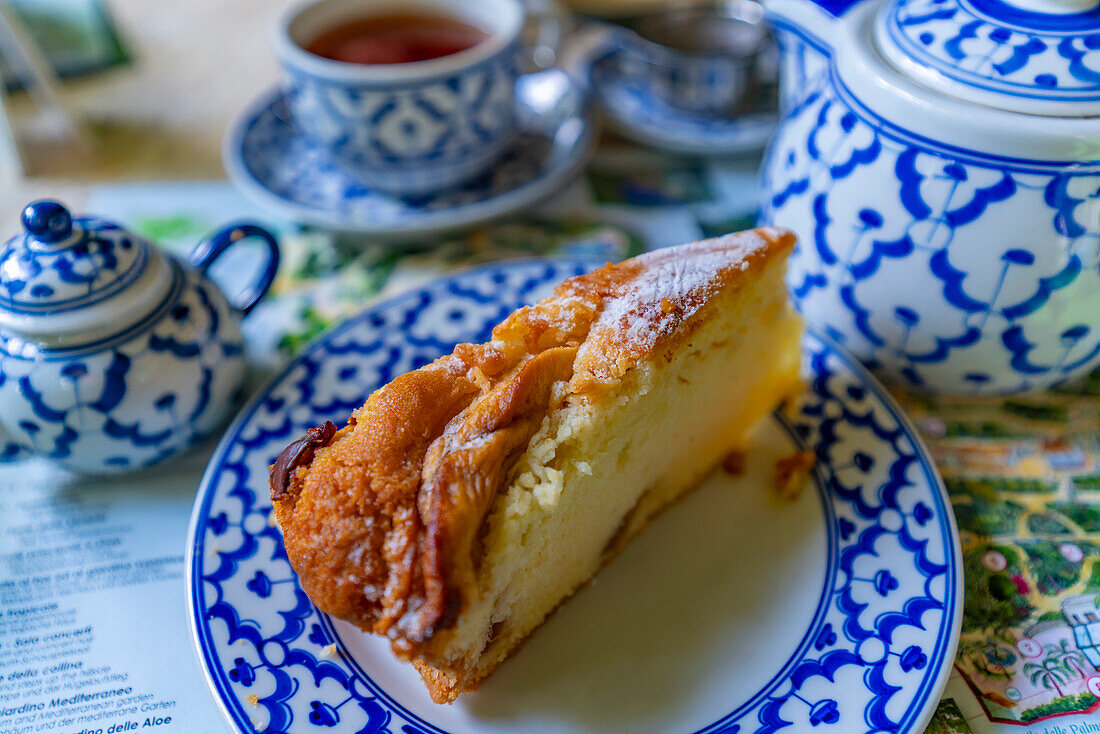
[765,0,857,52]
[189,223,280,317]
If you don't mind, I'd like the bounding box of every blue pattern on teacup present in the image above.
[883,0,1100,105]
[284,41,523,196]
[761,39,1100,394]
[0,261,248,472]
[187,259,959,734]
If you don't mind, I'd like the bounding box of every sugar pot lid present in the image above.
[875,0,1100,115]
[0,200,175,344]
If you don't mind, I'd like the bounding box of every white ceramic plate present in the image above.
[187,258,962,734]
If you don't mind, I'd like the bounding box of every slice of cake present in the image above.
[270,229,803,703]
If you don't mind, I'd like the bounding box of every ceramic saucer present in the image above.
[589,49,778,156]
[224,70,595,237]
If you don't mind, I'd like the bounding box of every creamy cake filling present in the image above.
[270,229,803,703]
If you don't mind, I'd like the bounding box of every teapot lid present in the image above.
[0,200,174,343]
[875,0,1100,115]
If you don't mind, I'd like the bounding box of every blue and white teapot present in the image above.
[760,0,1100,393]
[0,201,279,473]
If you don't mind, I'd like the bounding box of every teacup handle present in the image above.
[525,0,568,69]
[552,21,628,88]
[189,223,281,316]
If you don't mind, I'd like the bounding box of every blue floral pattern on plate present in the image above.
[224,75,594,236]
[186,259,961,733]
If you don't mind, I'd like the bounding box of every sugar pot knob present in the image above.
[0,200,280,473]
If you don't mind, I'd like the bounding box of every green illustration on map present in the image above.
[267,219,645,355]
[899,380,1100,726]
[926,698,974,733]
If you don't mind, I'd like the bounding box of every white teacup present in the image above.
[275,0,525,196]
[616,4,769,118]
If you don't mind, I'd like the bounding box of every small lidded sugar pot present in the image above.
[0,200,280,473]
[760,0,1100,394]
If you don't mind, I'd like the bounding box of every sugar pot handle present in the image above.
[189,223,280,316]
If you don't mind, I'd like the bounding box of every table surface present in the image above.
[4,3,1100,732]
[2,0,286,221]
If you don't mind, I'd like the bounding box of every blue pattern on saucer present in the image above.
[589,50,777,155]
[187,259,961,733]
[225,77,594,235]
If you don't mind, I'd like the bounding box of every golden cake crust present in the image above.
[270,228,796,682]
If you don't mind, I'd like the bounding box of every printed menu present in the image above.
[0,456,227,734]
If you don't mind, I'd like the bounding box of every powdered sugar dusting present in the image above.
[599,250,720,345]
[567,230,788,391]
[599,233,769,349]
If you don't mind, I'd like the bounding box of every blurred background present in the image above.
[0,0,760,222]
[0,0,776,364]
[0,0,305,202]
